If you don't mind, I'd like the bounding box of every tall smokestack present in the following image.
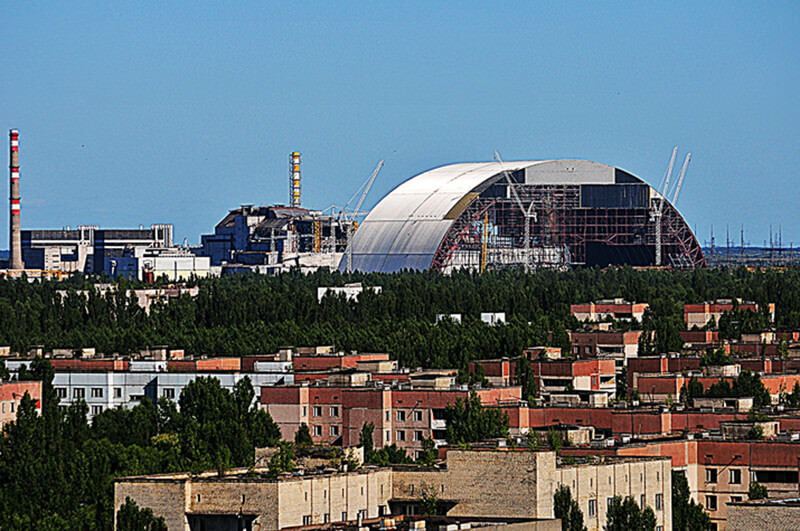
[290,151,301,208]
[9,129,22,270]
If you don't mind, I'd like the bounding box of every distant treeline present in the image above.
[1,267,799,369]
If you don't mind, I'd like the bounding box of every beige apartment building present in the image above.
[115,449,671,531]
[115,467,393,531]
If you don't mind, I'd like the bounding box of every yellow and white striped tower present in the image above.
[290,151,301,208]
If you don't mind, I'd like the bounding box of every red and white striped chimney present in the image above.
[9,129,22,270]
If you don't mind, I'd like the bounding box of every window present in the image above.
[114,387,122,398]
[313,406,322,417]
[706,468,718,484]
[386,411,390,421]
[303,515,312,526]
[91,387,103,398]
[731,496,742,503]
[655,493,663,511]
[656,527,663,531]
[585,346,591,354]
[706,495,717,511]
[9,402,13,413]
[73,388,85,399]
[641,495,645,508]
[415,450,422,460]
[588,499,596,518]
[302,406,307,417]
[397,410,406,422]
[414,430,423,441]
[330,425,340,436]
[1,403,4,414]
[607,497,614,510]
[386,430,390,442]
[313,425,322,437]
[397,430,406,441]
[196,494,201,502]
[241,494,246,503]
[55,387,67,399]
[162,388,175,399]
[414,410,423,422]
[342,512,347,522]
[330,406,339,417]
[91,405,103,415]
[323,514,330,523]
[729,469,742,484]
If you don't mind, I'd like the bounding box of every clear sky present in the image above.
[1,2,798,248]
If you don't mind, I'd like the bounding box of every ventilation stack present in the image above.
[9,129,22,270]
[290,151,301,208]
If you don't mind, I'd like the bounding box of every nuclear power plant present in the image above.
[4,129,708,278]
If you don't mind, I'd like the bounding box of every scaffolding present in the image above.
[431,181,705,272]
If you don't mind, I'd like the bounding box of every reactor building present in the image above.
[340,159,705,273]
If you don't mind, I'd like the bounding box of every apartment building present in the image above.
[392,449,671,531]
[568,330,642,365]
[570,299,649,322]
[684,299,775,329]
[0,381,42,429]
[260,385,522,457]
[115,467,393,531]
[614,436,800,530]
[6,357,293,419]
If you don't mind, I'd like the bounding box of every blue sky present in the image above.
[1,2,798,248]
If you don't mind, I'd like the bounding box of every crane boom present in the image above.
[671,153,691,205]
[353,160,384,219]
[346,160,384,273]
[659,146,678,214]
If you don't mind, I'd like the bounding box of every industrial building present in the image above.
[341,159,705,273]
[196,204,354,273]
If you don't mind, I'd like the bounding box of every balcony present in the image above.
[431,419,446,430]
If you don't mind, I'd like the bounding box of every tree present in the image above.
[116,497,167,531]
[417,437,437,466]
[672,470,711,530]
[748,481,768,500]
[553,485,587,531]
[605,496,656,531]
[547,428,563,454]
[443,391,508,444]
[294,423,313,446]
[359,422,375,461]
[267,441,296,477]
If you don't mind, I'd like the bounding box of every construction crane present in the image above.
[494,150,536,272]
[345,160,384,273]
[671,153,691,205]
[653,146,678,267]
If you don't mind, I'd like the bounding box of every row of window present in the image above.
[585,494,663,519]
[310,406,339,418]
[308,424,427,443]
[705,468,742,484]
[302,510,368,526]
[1,401,15,414]
[307,407,425,423]
[56,387,123,399]
[55,387,178,400]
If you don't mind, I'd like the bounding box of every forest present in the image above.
[0,266,799,372]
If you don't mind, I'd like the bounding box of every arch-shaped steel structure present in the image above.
[340,160,705,273]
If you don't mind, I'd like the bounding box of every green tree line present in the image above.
[1,267,799,371]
